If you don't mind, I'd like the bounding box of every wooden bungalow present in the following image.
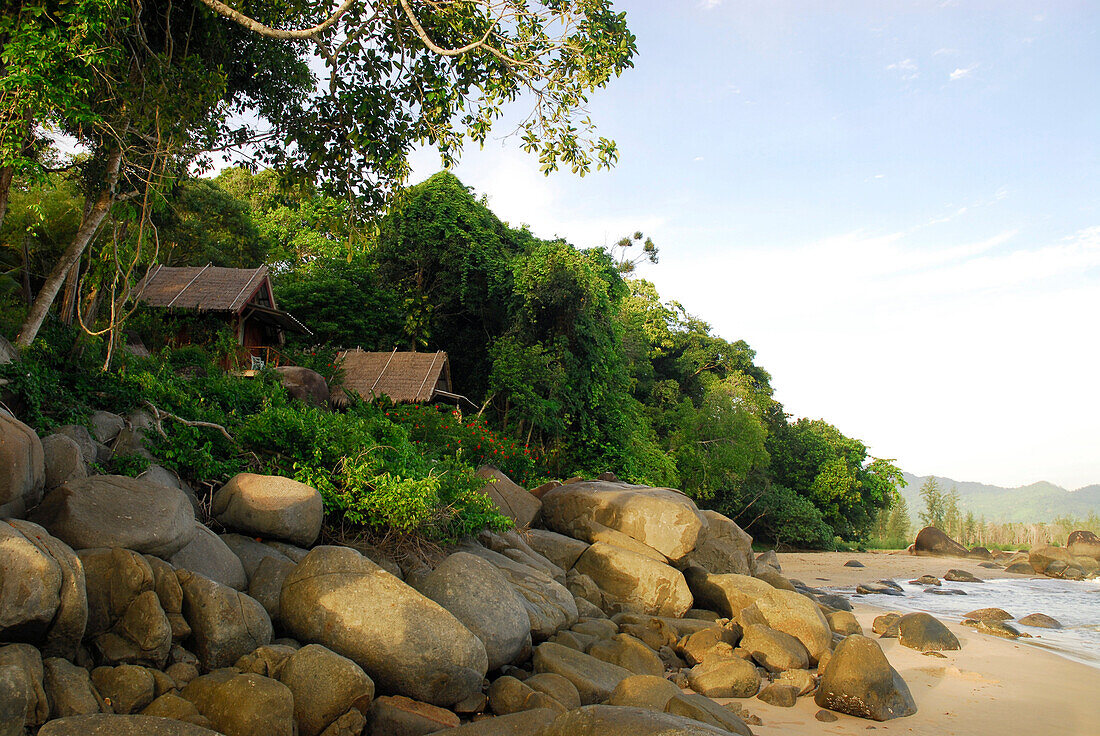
[330,349,472,408]
[136,264,309,367]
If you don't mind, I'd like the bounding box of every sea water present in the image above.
[838,577,1100,669]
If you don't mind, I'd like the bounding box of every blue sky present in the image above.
[409,1,1100,489]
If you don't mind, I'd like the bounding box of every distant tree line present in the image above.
[868,476,1100,550]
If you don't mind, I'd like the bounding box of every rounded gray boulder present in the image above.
[280,546,487,707]
[815,634,916,721]
[212,473,323,547]
[30,476,196,558]
[416,552,532,671]
[0,411,44,518]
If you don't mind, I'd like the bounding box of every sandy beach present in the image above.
[728,552,1100,736]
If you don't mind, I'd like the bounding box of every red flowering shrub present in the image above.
[384,402,546,485]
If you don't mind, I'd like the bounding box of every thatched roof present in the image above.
[331,349,456,406]
[137,265,270,312]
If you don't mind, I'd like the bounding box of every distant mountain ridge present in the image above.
[898,473,1100,524]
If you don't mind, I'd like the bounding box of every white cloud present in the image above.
[699,0,722,9]
[693,156,705,162]
[949,64,979,81]
[887,58,920,81]
[649,225,1100,487]
[933,48,958,56]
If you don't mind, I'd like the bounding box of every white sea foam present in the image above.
[838,576,1100,669]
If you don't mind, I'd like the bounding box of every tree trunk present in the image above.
[15,148,121,347]
[20,235,33,306]
[0,165,13,233]
[60,260,81,325]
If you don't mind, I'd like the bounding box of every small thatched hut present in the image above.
[136,264,309,361]
[331,349,471,407]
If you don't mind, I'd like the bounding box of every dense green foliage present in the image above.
[2,168,908,548]
[0,324,511,542]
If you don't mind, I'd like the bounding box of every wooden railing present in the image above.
[224,345,295,371]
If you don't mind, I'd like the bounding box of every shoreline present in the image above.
[748,551,1100,736]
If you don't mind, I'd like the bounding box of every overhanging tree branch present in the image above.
[192,0,357,40]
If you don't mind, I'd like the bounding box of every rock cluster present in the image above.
[0,408,929,734]
[910,525,1099,582]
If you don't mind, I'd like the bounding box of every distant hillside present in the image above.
[899,473,1100,524]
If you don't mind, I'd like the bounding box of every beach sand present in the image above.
[725,551,1100,736]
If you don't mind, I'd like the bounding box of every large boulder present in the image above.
[540,481,706,561]
[136,466,200,515]
[30,476,196,557]
[0,410,45,518]
[415,552,532,671]
[477,529,566,580]
[52,425,98,466]
[686,654,760,698]
[277,644,375,736]
[176,571,272,670]
[531,642,632,705]
[0,644,48,732]
[89,664,155,714]
[569,518,669,562]
[80,549,183,659]
[1028,544,1076,575]
[542,705,732,736]
[181,670,294,736]
[170,524,247,591]
[96,590,172,667]
[683,567,771,619]
[41,434,86,490]
[43,657,103,717]
[488,675,566,716]
[462,545,578,640]
[524,530,590,571]
[477,466,542,528]
[370,694,463,734]
[248,556,297,622]
[1068,530,1100,560]
[274,366,330,407]
[913,527,968,557]
[573,542,692,617]
[80,548,156,637]
[742,588,831,664]
[815,635,916,721]
[587,634,664,677]
[673,510,754,576]
[607,675,682,710]
[89,411,126,444]
[0,520,87,657]
[740,623,809,672]
[891,612,960,652]
[280,546,487,706]
[444,709,559,736]
[38,714,221,735]
[219,534,293,582]
[212,473,323,547]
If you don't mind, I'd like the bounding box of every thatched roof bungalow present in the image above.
[136,264,310,351]
[330,349,472,407]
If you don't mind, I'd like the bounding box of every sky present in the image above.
[405,1,1100,490]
